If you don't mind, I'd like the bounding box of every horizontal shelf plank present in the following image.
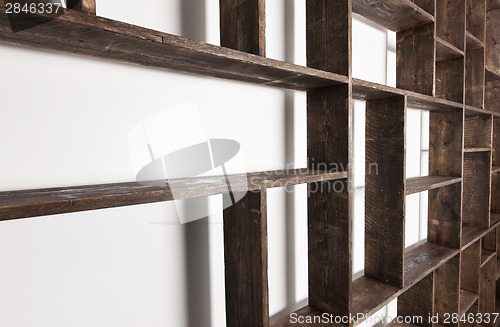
[464,147,492,152]
[492,166,500,174]
[436,37,464,61]
[460,290,479,314]
[0,169,347,221]
[466,31,485,50]
[352,276,399,325]
[481,250,496,267]
[486,66,500,82]
[270,305,344,327]
[406,176,462,195]
[462,217,500,249]
[0,6,348,91]
[352,79,463,111]
[404,242,459,287]
[352,0,434,32]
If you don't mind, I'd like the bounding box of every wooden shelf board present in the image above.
[0,6,349,91]
[465,105,500,118]
[352,0,434,32]
[492,166,500,174]
[436,37,465,61]
[0,169,347,221]
[270,305,344,327]
[352,78,463,111]
[486,66,500,82]
[464,147,492,152]
[466,31,485,50]
[481,250,496,267]
[406,176,462,195]
[492,213,500,226]
[352,276,399,326]
[460,290,479,314]
[496,259,500,280]
[404,242,459,287]
[462,219,500,249]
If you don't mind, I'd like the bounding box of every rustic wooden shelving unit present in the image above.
[0,0,500,326]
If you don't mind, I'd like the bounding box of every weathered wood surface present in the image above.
[223,190,269,327]
[0,169,347,221]
[397,23,435,96]
[460,290,480,314]
[464,113,492,148]
[467,0,486,42]
[436,0,466,51]
[352,0,434,32]
[436,57,465,103]
[465,48,486,108]
[365,96,405,288]
[486,4,500,76]
[220,0,265,56]
[434,256,461,327]
[463,152,492,229]
[479,258,496,324]
[461,241,481,294]
[466,31,485,49]
[398,274,433,327]
[406,176,462,195]
[436,37,464,61]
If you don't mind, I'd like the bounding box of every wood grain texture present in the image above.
[398,274,433,327]
[467,0,486,42]
[434,256,461,327]
[406,176,462,195]
[461,241,481,294]
[464,113,492,148]
[0,169,347,221]
[428,184,463,249]
[461,300,479,327]
[462,223,500,250]
[0,5,348,91]
[396,23,435,96]
[352,0,434,32]
[466,31,485,49]
[413,0,434,16]
[307,0,351,76]
[483,229,497,251]
[67,0,96,15]
[436,37,465,61]
[493,119,500,166]
[223,190,269,327]
[307,85,352,316]
[463,152,492,229]
[404,242,459,287]
[365,96,405,288]
[465,48,486,108]
[220,0,265,56]
[480,258,496,324]
[436,0,466,51]
[486,5,500,76]
[436,57,465,103]
[460,290,480,314]
[485,80,500,113]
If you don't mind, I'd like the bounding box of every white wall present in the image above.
[0,2,428,326]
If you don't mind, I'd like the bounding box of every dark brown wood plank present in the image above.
[484,229,497,251]
[436,0,466,51]
[397,23,435,96]
[497,258,500,279]
[464,148,493,152]
[434,256,461,327]
[466,48,486,108]
[463,152,492,229]
[404,242,459,287]
[461,290,480,314]
[406,176,462,195]
[486,5,500,77]
[467,31,485,49]
[485,80,500,113]
[436,37,465,61]
[461,241,481,294]
[0,5,348,91]
[462,222,500,250]
[486,66,500,82]
[307,0,351,76]
[365,96,405,288]
[398,274,433,327]
[467,0,486,42]
[351,276,399,324]
[413,0,434,16]
[223,190,269,327]
[0,169,347,221]
[480,258,497,324]
[436,57,465,103]
[220,0,266,56]
[464,113,492,148]
[307,85,351,316]
[482,251,496,266]
[352,0,434,32]
[429,110,463,249]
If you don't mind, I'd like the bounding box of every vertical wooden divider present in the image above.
[306,0,352,318]
[220,0,266,56]
[67,0,96,14]
[223,191,269,327]
[480,258,496,325]
[461,241,481,294]
[365,95,406,288]
[398,274,434,327]
[219,3,268,326]
[434,256,461,327]
[428,110,463,249]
